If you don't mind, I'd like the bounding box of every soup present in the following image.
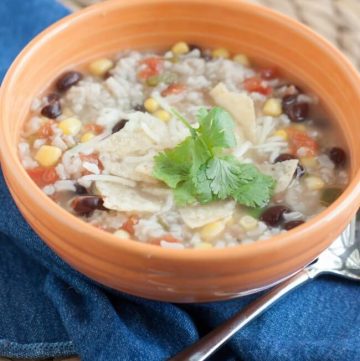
[19,43,348,249]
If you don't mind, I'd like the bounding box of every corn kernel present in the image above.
[301,157,317,168]
[59,117,82,136]
[113,229,131,239]
[305,176,325,190]
[35,145,62,167]
[80,132,95,143]
[212,47,230,59]
[89,58,114,77]
[200,221,225,242]
[195,242,213,249]
[233,54,250,66]
[274,129,288,140]
[171,41,190,55]
[153,109,171,122]
[144,98,159,113]
[263,98,283,116]
[239,215,258,231]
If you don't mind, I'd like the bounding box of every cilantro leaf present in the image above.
[153,106,275,209]
[192,164,214,204]
[232,172,275,208]
[197,107,236,150]
[205,156,241,199]
[243,206,266,219]
[173,180,197,206]
[152,138,193,188]
[196,107,209,120]
[192,137,211,171]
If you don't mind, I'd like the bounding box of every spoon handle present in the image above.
[169,269,311,361]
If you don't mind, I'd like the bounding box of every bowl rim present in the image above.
[1,0,360,262]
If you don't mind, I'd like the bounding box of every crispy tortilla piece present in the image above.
[210,83,257,143]
[179,200,235,229]
[261,159,299,193]
[96,111,189,183]
[100,155,158,184]
[96,181,167,213]
[96,112,167,158]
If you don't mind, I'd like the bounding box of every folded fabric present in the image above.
[0,1,359,360]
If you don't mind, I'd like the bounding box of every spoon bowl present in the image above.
[171,219,360,361]
[308,219,360,281]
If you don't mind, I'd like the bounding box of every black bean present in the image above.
[74,183,88,195]
[71,196,106,216]
[285,102,309,123]
[104,71,113,80]
[202,52,212,62]
[133,104,146,112]
[274,153,297,162]
[282,94,298,110]
[329,147,347,167]
[260,205,290,227]
[56,71,83,92]
[295,163,305,178]
[112,119,129,133]
[283,220,305,230]
[188,43,201,51]
[46,93,61,103]
[188,43,203,56]
[41,101,62,119]
[274,153,305,178]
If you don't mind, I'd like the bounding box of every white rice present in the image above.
[82,161,100,175]
[18,49,348,249]
[51,135,68,151]
[43,185,55,196]
[54,180,76,192]
[33,138,47,149]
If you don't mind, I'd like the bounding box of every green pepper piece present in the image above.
[146,75,160,87]
[244,206,265,219]
[162,72,178,84]
[320,188,342,206]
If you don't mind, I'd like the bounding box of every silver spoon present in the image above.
[170,219,360,361]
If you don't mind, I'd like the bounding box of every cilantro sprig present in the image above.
[153,107,275,207]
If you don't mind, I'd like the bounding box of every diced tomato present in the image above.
[259,67,278,80]
[287,128,318,157]
[150,234,181,246]
[83,123,104,135]
[138,57,164,80]
[80,153,104,171]
[243,77,272,95]
[122,215,139,235]
[161,83,186,97]
[27,166,59,188]
[141,57,163,69]
[38,120,55,138]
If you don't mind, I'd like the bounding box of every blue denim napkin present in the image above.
[1,1,360,360]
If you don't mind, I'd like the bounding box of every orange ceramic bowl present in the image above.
[1,0,360,303]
